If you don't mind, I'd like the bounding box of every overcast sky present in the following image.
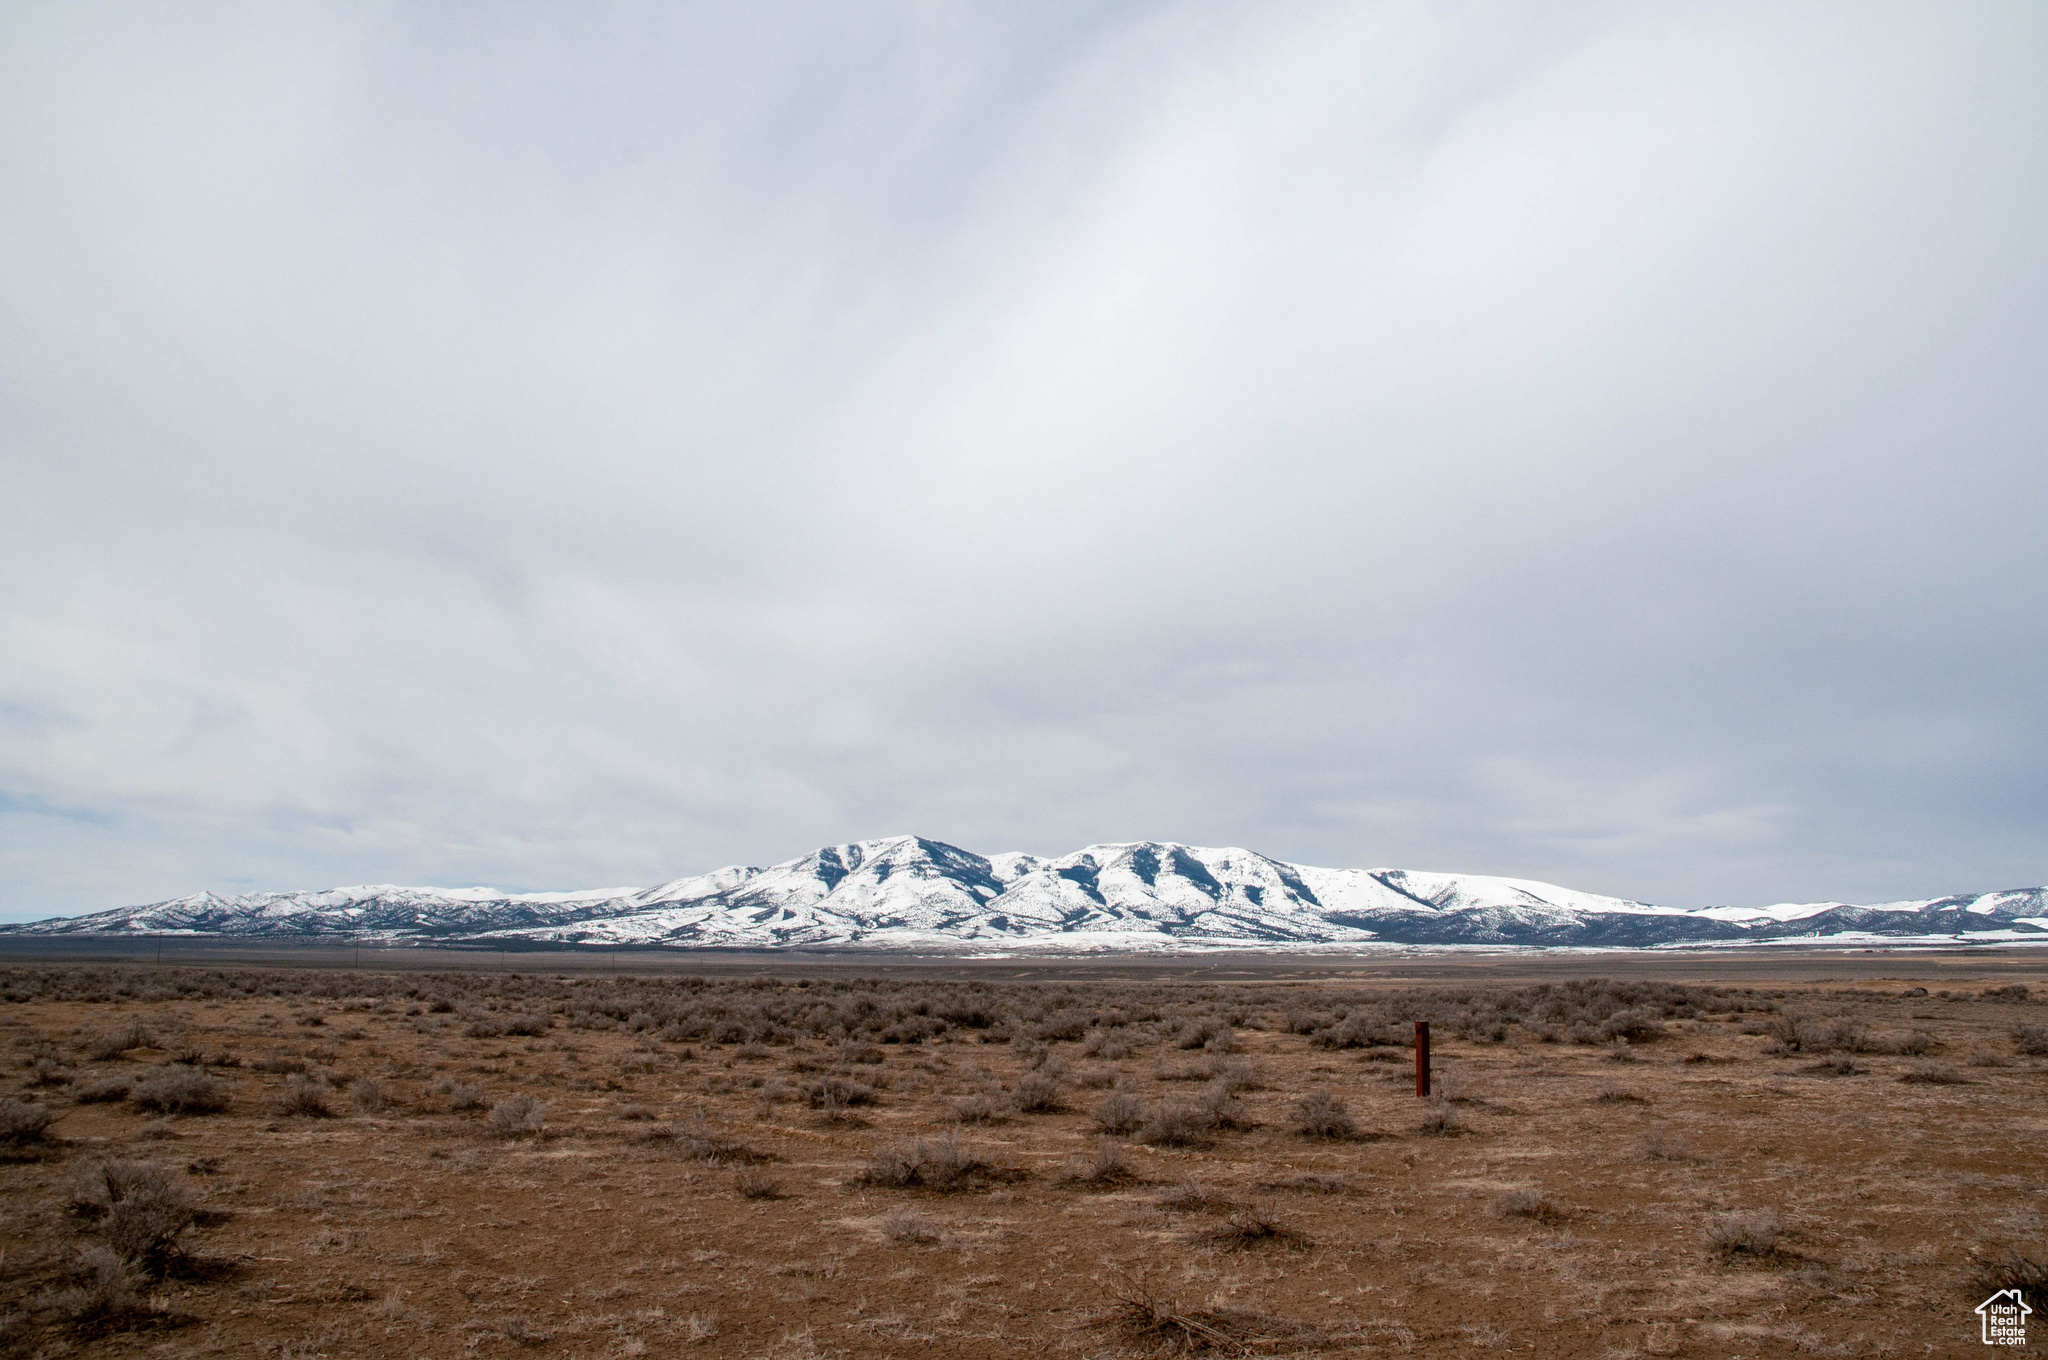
[3,2,2045,920]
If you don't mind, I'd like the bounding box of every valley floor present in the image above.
[2,963,2044,1358]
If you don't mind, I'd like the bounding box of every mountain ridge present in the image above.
[5,834,2045,951]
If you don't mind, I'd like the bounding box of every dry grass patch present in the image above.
[1191,1205,1312,1252]
[1254,1172,1354,1195]
[1705,1210,1796,1261]
[1493,1188,1570,1225]
[1093,1273,1327,1355]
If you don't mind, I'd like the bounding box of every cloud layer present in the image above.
[4,2,2045,918]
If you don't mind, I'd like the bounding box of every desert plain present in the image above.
[2,952,2045,1359]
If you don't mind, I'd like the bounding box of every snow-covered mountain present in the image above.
[6,836,2045,951]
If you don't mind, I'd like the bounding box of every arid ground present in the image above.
[3,955,2045,1358]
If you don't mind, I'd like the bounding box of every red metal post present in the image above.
[1415,1020,1431,1098]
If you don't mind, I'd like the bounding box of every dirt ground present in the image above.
[2,960,2044,1359]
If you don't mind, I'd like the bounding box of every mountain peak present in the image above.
[6,837,2044,951]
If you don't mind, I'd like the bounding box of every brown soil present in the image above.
[2,962,2043,1358]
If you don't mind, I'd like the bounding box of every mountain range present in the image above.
[5,836,2046,952]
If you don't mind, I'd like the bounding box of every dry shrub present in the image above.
[251,1055,307,1075]
[1198,1080,1254,1130]
[1203,1057,1262,1090]
[801,1077,877,1109]
[348,1077,389,1114]
[73,1076,134,1104]
[277,1073,333,1117]
[79,1023,155,1062]
[734,1169,784,1200]
[1879,1029,1937,1056]
[880,1207,942,1245]
[1093,1272,1321,1354]
[68,1161,197,1275]
[1011,1071,1063,1113]
[128,1068,229,1115]
[28,1056,71,1087]
[1092,1091,1145,1135]
[38,1244,153,1324]
[636,1121,776,1165]
[1636,1126,1703,1163]
[1493,1188,1569,1224]
[852,1134,1021,1192]
[1136,1100,1213,1147]
[1157,1181,1237,1215]
[1416,1099,1461,1137]
[1192,1204,1312,1252]
[1972,1246,2048,1298]
[1705,1210,1793,1260]
[2015,1026,2048,1056]
[1056,1139,1141,1189]
[1083,1029,1134,1061]
[43,1245,145,1319]
[1256,1172,1353,1195]
[443,1080,486,1111]
[949,1092,1012,1125]
[0,1097,53,1147]
[1593,1088,1649,1103]
[487,1094,546,1136]
[1287,1090,1356,1139]
[1801,1057,1861,1077]
[1899,1062,1971,1085]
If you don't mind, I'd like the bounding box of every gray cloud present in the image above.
[4,1,2045,919]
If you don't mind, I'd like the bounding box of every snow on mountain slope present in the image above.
[6,836,2045,950]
